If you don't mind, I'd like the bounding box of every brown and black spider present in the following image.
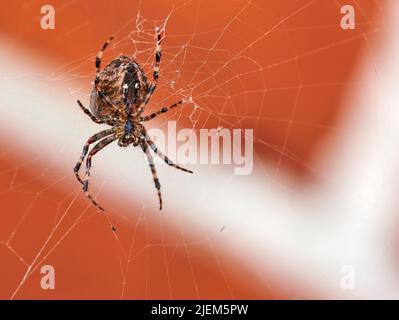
[74,28,192,210]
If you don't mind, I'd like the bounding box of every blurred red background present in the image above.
[0,0,385,299]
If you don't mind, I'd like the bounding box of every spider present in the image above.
[74,28,193,210]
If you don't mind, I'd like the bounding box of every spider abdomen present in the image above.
[89,56,149,124]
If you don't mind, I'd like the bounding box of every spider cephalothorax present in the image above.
[74,29,192,210]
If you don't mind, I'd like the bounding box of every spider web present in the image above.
[0,0,391,299]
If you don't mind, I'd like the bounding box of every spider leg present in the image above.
[140,140,163,210]
[77,100,103,124]
[135,28,162,116]
[92,36,122,118]
[139,100,183,122]
[74,128,115,185]
[142,129,193,174]
[146,27,162,100]
[95,36,114,81]
[82,134,118,211]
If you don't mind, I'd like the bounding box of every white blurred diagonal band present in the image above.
[1,2,399,298]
